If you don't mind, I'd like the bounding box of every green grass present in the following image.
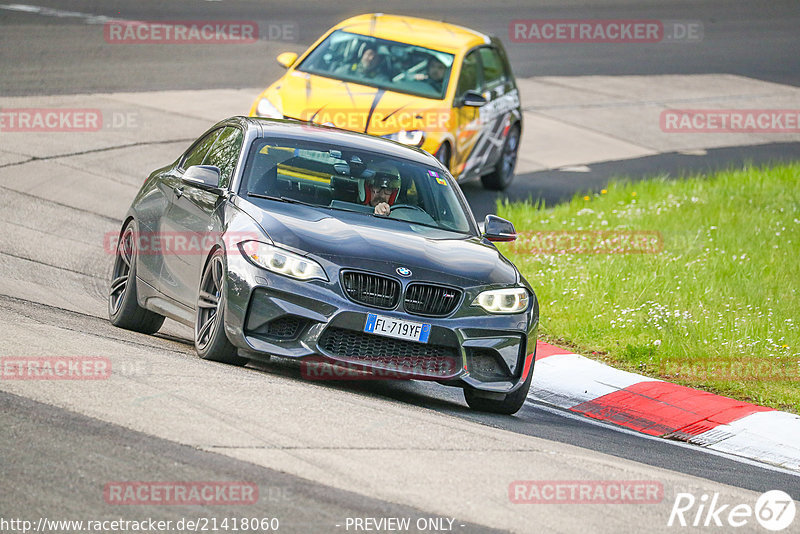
[497,163,800,413]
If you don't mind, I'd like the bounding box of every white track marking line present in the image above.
[0,3,129,24]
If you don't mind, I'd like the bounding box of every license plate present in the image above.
[364,314,431,344]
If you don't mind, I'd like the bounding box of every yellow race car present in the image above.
[249,13,522,190]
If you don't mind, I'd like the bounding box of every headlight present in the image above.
[255,98,282,118]
[240,241,327,281]
[384,130,425,147]
[472,288,529,314]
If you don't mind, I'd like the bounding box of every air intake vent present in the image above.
[262,316,306,340]
[318,327,460,378]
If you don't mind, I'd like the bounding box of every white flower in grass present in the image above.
[653,340,662,346]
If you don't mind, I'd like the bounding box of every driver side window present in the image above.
[204,127,244,188]
[477,47,508,91]
[455,50,481,100]
[181,129,222,170]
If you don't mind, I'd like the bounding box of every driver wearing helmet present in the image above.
[364,171,401,216]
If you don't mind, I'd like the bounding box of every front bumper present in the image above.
[223,252,538,394]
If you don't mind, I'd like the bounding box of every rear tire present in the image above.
[463,354,533,415]
[195,250,248,366]
[108,222,165,334]
[481,125,519,191]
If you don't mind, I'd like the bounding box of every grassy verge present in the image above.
[497,163,800,413]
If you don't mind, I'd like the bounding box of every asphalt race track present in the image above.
[2,0,799,95]
[1,2,799,533]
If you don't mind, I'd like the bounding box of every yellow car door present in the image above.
[452,49,484,179]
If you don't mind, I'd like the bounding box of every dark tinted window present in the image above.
[240,138,473,234]
[181,129,221,169]
[478,47,507,89]
[296,30,454,100]
[204,127,244,187]
[456,50,481,98]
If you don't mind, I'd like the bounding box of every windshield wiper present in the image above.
[246,192,320,208]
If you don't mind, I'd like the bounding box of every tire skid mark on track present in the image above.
[0,250,103,280]
[0,215,101,249]
[0,184,123,224]
[0,293,194,354]
[0,156,35,168]
[0,138,194,170]
[43,158,144,189]
[0,247,110,302]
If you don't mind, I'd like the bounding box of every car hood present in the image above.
[269,71,450,136]
[238,200,518,286]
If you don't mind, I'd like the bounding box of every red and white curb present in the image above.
[530,341,800,471]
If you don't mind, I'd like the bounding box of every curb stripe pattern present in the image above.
[531,341,800,471]
[572,381,772,437]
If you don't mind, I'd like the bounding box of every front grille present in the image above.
[404,283,462,316]
[261,316,306,340]
[341,271,400,309]
[318,327,460,378]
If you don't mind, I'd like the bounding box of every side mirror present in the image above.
[182,165,225,195]
[483,214,516,242]
[461,90,487,108]
[277,52,298,69]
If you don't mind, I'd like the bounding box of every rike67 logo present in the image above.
[668,490,796,531]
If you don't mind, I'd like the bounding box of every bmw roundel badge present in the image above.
[396,267,412,277]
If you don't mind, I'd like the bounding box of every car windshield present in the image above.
[240,137,473,234]
[295,30,454,100]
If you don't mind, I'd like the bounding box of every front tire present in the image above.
[195,250,248,366]
[435,143,451,170]
[481,125,519,191]
[108,222,165,334]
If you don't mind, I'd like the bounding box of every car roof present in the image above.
[227,116,442,166]
[332,13,491,54]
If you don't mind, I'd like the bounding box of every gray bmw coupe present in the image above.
[109,117,538,414]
